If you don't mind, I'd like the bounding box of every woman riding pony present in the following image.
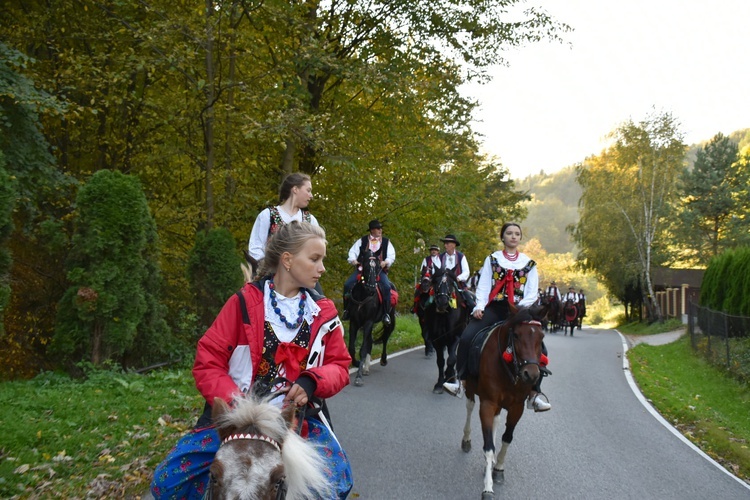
[152,222,352,499]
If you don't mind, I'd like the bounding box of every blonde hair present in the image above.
[256,221,326,278]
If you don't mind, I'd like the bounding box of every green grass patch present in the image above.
[0,364,202,498]
[629,336,750,480]
[617,317,684,335]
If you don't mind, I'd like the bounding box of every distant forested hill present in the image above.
[513,128,749,256]
[515,166,581,254]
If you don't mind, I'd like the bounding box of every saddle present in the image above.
[466,321,503,378]
[465,321,553,379]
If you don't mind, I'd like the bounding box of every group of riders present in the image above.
[150,171,588,499]
[540,281,587,331]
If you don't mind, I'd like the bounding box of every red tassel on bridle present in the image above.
[502,346,513,363]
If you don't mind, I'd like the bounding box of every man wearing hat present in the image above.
[545,281,561,303]
[439,234,474,310]
[421,244,441,275]
[412,244,441,314]
[342,220,396,325]
[564,286,579,303]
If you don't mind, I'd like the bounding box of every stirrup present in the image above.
[527,392,551,412]
[443,381,463,398]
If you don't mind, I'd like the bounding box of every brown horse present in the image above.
[461,304,548,499]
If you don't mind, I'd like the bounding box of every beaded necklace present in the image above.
[268,279,306,330]
[503,250,519,262]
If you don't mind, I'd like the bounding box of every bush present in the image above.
[187,227,244,329]
[52,170,168,369]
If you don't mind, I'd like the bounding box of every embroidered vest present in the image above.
[440,251,464,276]
[359,235,390,264]
[489,256,536,304]
[267,206,312,237]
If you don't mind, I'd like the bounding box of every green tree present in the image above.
[574,111,686,321]
[676,133,740,262]
[0,155,12,333]
[53,170,166,367]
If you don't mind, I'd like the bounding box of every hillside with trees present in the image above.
[514,126,750,320]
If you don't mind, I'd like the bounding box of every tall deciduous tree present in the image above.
[574,111,686,321]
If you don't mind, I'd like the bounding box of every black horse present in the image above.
[414,267,435,357]
[577,299,586,330]
[563,298,578,336]
[541,293,563,333]
[429,269,470,394]
[347,249,395,387]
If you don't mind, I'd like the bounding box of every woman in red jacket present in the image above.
[151,221,352,499]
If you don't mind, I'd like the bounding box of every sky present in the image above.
[462,0,750,180]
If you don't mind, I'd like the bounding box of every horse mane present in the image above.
[214,395,334,500]
[506,307,536,328]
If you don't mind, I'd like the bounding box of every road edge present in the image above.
[616,330,750,490]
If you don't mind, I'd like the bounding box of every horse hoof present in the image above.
[481,491,494,500]
[492,468,504,484]
[354,376,363,387]
[380,359,388,367]
[461,439,471,453]
[351,359,360,368]
[433,384,444,394]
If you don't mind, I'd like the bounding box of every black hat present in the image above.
[429,244,440,251]
[440,234,460,246]
[368,219,382,230]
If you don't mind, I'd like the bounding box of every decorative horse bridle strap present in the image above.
[502,320,543,383]
[221,433,282,453]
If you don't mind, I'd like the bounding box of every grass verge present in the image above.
[628,336,750,482]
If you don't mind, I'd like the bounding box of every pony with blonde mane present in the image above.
[208,395,333,500]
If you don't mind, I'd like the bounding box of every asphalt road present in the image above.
[328,326,750,500]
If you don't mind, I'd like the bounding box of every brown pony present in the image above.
[461,303,548,499]
[207,396,332,500]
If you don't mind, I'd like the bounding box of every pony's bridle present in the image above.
[502,320,543,384]
[205,431,288,500]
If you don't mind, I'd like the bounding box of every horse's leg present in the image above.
[492,412,507,484]
[433,342,446,393]
[479,401,499,497]
[461,396,475,453]
[360,323,373,376]
[445,334,459,382]
[348,321,359,368]
[380,314,392,366]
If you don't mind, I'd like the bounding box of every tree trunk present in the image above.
[91,321,102,365]
[203,0,216,229]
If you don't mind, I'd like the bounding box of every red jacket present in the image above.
[193,282,351,406]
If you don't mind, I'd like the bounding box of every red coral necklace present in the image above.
[503,250,519,262]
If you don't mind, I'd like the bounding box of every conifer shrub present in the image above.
[187,227,244,329]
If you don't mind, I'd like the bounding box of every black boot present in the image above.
[382,307,391,326]
[342,297,350,320]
